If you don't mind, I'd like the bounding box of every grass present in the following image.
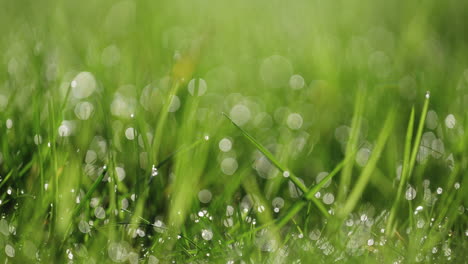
[0,0,467,263]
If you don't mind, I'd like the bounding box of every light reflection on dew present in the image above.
[168,95,181,112]
[287,113,303,130]
[445,114,456,129]
[34,134,42,145]
[78,220,91,233]
[221,157,238,175]
[115,167,126,181]
[125,127,136,140]
[436,187,443,195]
[188,78,207,96]
[74,101,94,120]
[356,148,371,167]
[201,229,213,240]
[71,72,97,99]
[94,206,106,219]
[5,244,15,258]
[219,138,232,152]
[322,193,335,205]
[289,74,305,90]
[405,186,417,200]
[309,229,321,240]
[6,119,13,129]
[198,189,212,204]
[316,172,331,188]
[229,104,251,126]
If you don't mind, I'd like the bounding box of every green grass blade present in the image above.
[222,112,329,217]
[340,109,396,217]
[386,107,415,236]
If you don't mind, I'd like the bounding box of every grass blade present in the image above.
[223,112,329,217]
[340,109,396,217]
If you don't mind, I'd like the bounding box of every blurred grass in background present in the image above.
[0,0,467,262]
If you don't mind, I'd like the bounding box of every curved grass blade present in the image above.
[222,112,329,217]
[340,109,396,217]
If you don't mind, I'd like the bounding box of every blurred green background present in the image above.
[0,0,467,263]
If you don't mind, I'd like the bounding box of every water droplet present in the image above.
[426,110,438,130]
[108,242,128,262]
[356,148,371,167]
[436,187,443,194]
[78,220,91,233]
[94,206,106,219]
[74,101,94,120]
[34,134,42,145]
[188,78,207,96]
[201,229,213,240]
[226,205,234,216]
[230,104,251,126]
[322,193,335,205]
[309,229,321,240]
[287,113,303,130]
[115,167,126,181]
[282,171,290,178]
[405,186,417,200]
[445,114,456,129]
[316,172,331,188]
[71,72,97,99]
[125,127,136,140]
[6,119,13,129]
[58,120,73,137]
[198,189,212,203]
[5,244,15,258]
[425,91,430,99]
[168,95,181,112]
[218,138,232,152]
[454,182,460,190]
[367,239,374,246]
[221,157,238,175]
[289,74,305,90]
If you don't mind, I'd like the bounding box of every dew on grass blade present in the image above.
[34,134,42,145]
[230,104,251,126]
[309,229,321,240]
[316,172,331,188]
[198,189,212,204]
[356,148,371,167]
[426,110,438,130]
[6,119,13,129]
[219,138,232,152]
[287,113,303,130]
[282,171,290,178]
[125,127,136,140]
[323,193,335,205]
[74,101,94,120]
[58,120,74,137]
[436,187,443,194]
[221,157,238,175]
[115,167,126,181]
[78,220,91,233]
[108,242,128,262]
[289,74,305,90]
[445,114,456,129]
[201,229,213,240]
[226,205,234,216]
[71,72,97,99]
[168,95,180,112]
[94,206,106,219]
[188,78,207,96]
[5,244,15,258]
[405,186,417,200]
